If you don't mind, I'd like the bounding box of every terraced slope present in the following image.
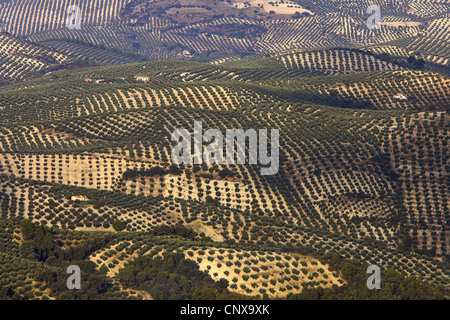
[0,51,448,123]
[0,103,448,292]
[0,1,449,298]
[0,32,69,79]
[0,54,448,299]
[0,0,448,64]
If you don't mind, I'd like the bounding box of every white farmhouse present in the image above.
[71,195,89,202]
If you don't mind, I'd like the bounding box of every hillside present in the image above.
[0,0,448,65]
[0,50,448,122]
[0,32,70,80]
[0,53,449,300]
[0,0,448,302]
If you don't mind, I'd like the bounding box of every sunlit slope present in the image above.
[1,52,448,123]
[0,0,448,62]
[0,33,69,79]
[0,102,448,287]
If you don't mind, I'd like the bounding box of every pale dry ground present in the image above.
[279,50,401,74]
[315,70,449,109]
[0,150,288,217]
[369,44,449,65]
[76,226,115,232]
[91,243,343,298]
[0,0,130,36]
[91,242,140,278]
[0,33,68,78]
[167,7,210,14]
[380,22,422,27]
[22,278,54,300]
[183,248,344,298]
[3,179,177,231]
[187,221,224,242]
[120,284,154,300]
[249,0,314,15]
[381,111,449,255]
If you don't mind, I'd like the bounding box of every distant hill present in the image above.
[0,0,448,63]
[0,32,69,80]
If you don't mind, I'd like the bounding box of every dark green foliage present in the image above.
[112,220,125,232]
[150,224,198,240]
[122,167,166,180]
[218,168,234,179]
[205,195,220,206]
[288,253,446,300]
[168,164,182,175]
[118,253,243,300]
[16,219,125,299]
[407,56,426,70]
[0,286,21,300]
[20,219,55,261]
[35,260,119,300]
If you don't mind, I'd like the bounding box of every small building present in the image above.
[85,78,93,82]
[182,50,192,57]
[136,76,151,83]
[393,93,407,100]
[71,195,89,202]
[233,2,248,9]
